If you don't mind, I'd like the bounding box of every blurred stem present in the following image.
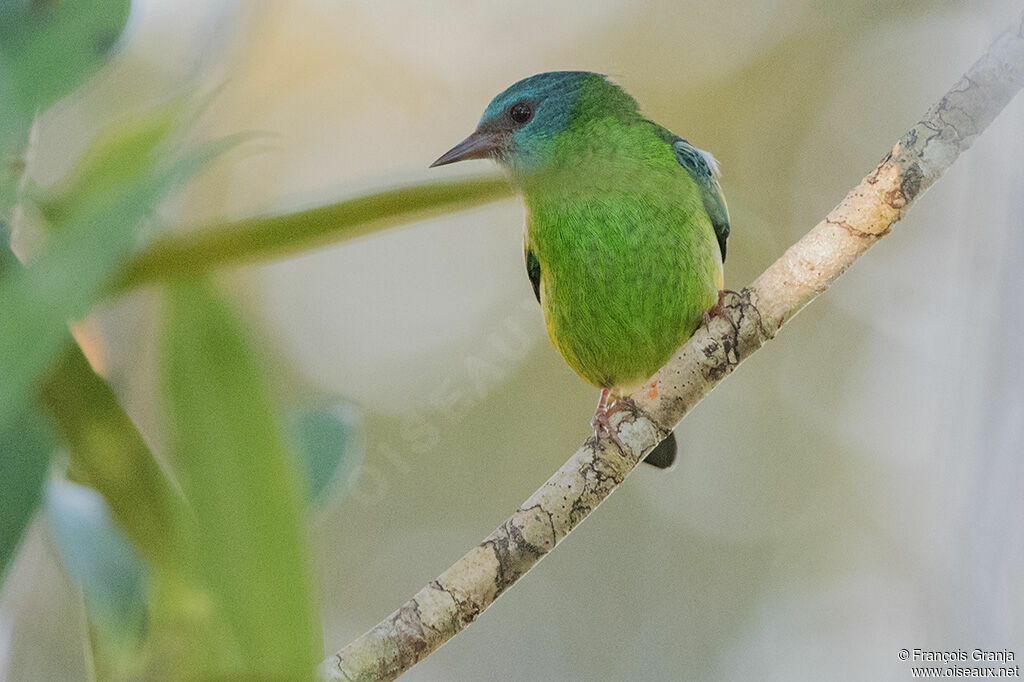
[111,176,512,293]
[319,10,1024,682]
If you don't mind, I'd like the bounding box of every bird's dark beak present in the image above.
[430,130,501,167]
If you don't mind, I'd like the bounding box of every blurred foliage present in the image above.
[0,0,129,114]
[0,94,213,598]
[0,411,53,577]
[0,221,16,274]
[0,0,135,582]
[44,479,148,662]
[38,345,188,572]
[0,98,195,433]
[32,98,188,229]
[0,2,324,677]
[112,175,512,292]
[0,0,130,217]
[0,228,49,577]
[286,399,366,512]
[1,1,513,672]
[160,277,318,678]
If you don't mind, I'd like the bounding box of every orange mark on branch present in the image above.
[647,380,659,399]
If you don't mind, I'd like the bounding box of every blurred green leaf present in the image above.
[38,345,188,572]
[286,398,365,511]
[161,277,318,678]
[0,1,130,214]
[33,99,186,229]
[44,478,148,651]
[0,409,54,578]
[0,0,130,116]
[113,175,513,292]
[0,220,18,277]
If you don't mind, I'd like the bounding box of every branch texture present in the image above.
[320,11,1024,681]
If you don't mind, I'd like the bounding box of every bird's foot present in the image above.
[702,289,742,326]
[591,388,635,443]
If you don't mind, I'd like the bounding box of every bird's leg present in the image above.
[702,289,742,326]
[591,388,629,441]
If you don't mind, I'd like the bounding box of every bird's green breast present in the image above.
[521,119,723,392]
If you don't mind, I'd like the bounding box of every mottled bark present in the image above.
[320,11,1024,681]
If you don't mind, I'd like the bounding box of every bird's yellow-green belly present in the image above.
[529,196,723,394]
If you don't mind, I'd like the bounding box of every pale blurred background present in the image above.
[3,0,1023,679]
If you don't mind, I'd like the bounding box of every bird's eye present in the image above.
[509,102,533,125]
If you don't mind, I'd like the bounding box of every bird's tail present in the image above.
[642,431,677,470]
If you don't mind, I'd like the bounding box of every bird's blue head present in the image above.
[431,71,639,176]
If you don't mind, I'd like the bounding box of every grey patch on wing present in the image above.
[673,138,730,261]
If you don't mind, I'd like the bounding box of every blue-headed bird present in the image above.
[432,71,730,468]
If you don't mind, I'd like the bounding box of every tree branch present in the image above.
[319,11,1024,681]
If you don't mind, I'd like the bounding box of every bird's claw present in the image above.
[702,289,741,326]
[591,390,638,445]
[590,408,616,440]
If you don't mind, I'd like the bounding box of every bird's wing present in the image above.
[524,241,541,303]
[671,138,730,262]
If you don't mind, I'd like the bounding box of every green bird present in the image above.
[432,71,729,469]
